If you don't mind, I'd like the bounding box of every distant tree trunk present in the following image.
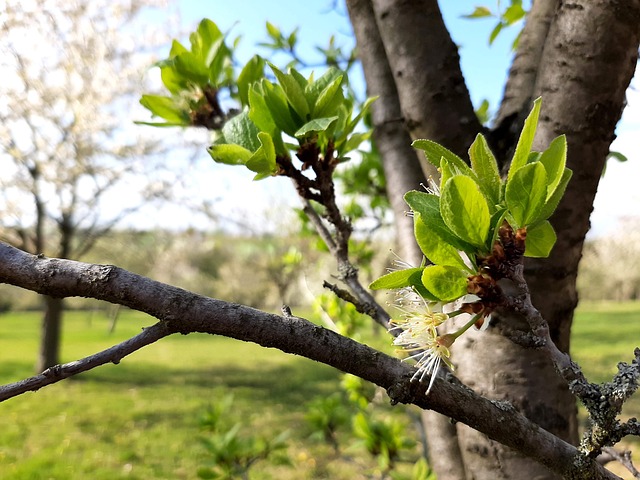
[38,296,64,371]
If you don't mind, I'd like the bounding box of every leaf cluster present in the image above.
[138,19,236,128]
[371,98,572,306]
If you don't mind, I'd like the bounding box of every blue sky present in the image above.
[136,0,637,236]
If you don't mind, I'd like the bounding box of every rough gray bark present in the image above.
[369,0,482,159]
[454,1,640,479]
[346,1,467,478]
[494,0,559,132]
[0,242,625,480]
[344,0,640,478]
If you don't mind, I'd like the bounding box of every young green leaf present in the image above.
[312,75,344,118]
[207,144,253,165]
[237,55,265,107]
[369,267,424,290]
[290,68,308,90]
[173,51,210,86]
[414,213,467,269]
[468,133,501,205]
[139,95,189,124]
[268,63,310,119]
[537,168,573,220]
[421,265,468,303]
[524,220,557,258]
[193,19,225,65]
[412,140,473,178]
[505,162,547,227]
[404,191,475,253]
[294,116,338,138]
[221,110,261,152]
[248,84,277,134]
[261,80,298,136]
[507,97,541,182]
[538,134,567,199]
[440,175,491,250]
[305,68,343,107]
[246,131,278,180]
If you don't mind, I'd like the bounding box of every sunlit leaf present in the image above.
[505,162,547,227]
[421,265,468,303]
[440,175,491,250]
[507,97,541,182]
[524,220,557,258]
[369,267,424,290]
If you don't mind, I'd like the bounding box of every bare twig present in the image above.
[0,321,172,402]
[601,447,640,479]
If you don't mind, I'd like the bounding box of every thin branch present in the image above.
[601,447,640,479]
[0,242,622,479]
[0,321,172,402]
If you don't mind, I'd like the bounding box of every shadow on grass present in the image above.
[67,359,342,405]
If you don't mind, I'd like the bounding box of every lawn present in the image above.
[0,302,639,479]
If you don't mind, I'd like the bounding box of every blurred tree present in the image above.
[0,0,171,371]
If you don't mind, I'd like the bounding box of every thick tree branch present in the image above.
[0,242,624,479]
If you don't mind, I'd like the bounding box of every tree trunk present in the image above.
[348,0,640,478]
[345,2,468,478]
[456,2,639,477]
[38,296,64,372]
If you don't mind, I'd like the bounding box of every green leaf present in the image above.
[312,75,344,117]
[237,56,265,107]
[538,135,566,199]
[173,51,210,86]
[404,191,475,253]
[290,68,308,90]
[207,144,253,165]
[468,133,501,206]
[537,168,573,220]
[261,80,298,136]
[505,162,547,227]
[524,220,557,258]
[159,62,186,95]
[421,265,468,303]
[507,97,541,182]
[246,131,278,179]
[305,68,343,107]
[412,140,473,178]
[414,213,467,269]
[261,79,300,137]
[169,39,188,58]
[503,3,526,24]
[193,19,224,65]
[294,116,338,138]
[462,6,493,18]
[343,131,372,154]
[248,84,276,134]
[440,175,491,250]
[139,95,189,124]
[369,267,424,290]
[269,63,310,119]
[266,21,281,41]
[221,110,261,152]
[489,22,504,45]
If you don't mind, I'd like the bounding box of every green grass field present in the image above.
[0,302,639,479]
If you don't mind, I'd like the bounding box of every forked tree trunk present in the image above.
[347,0,640,478]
